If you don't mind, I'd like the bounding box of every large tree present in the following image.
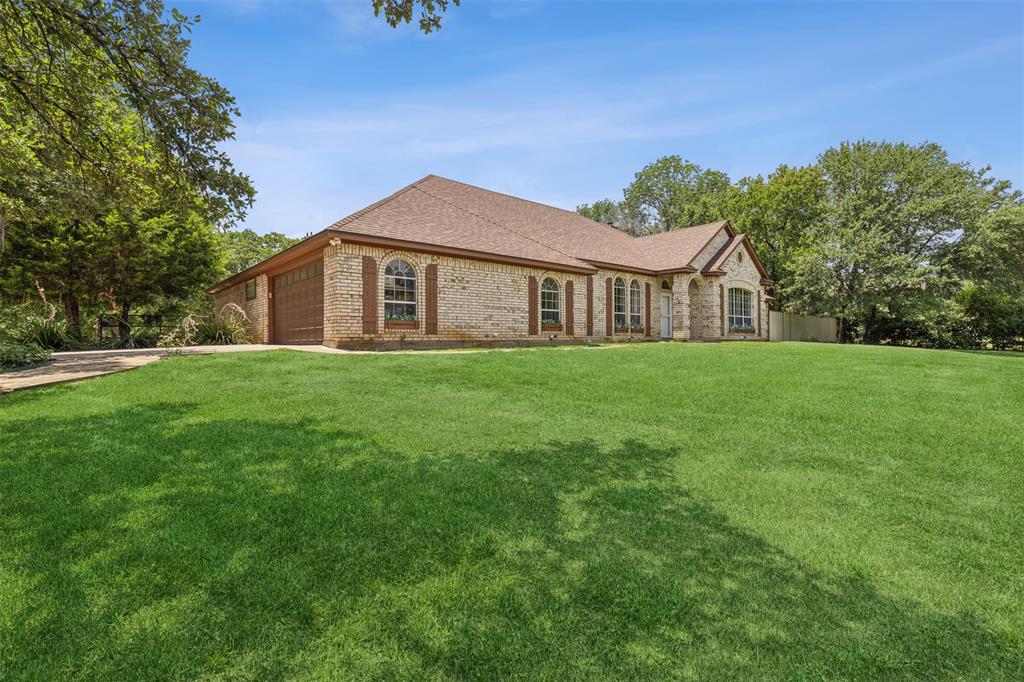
[576,199,634,233]
[223,229,299,275]
[786,141,1002,343]
[0,0,460,335]
[728,164,826,301]
[622,156,735,234]
[949,203,1024,349]
[0,0,254,226]
[0,100,222,336]
[0,1,461,227]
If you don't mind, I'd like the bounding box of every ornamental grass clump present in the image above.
[158,315,199,350]
[196,304,252,345]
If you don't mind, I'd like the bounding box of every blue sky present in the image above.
[176,0,1024,236]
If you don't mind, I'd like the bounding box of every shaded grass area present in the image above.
[1,343,1022,679]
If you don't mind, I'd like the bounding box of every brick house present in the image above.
[209,175,773,349]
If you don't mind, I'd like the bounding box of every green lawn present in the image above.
[1,343,1021,680]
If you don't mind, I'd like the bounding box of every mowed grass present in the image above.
[0,342,1022,680]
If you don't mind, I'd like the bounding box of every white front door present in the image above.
[661,293,672,338]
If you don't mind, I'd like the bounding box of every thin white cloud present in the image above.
[226,32,1022,234]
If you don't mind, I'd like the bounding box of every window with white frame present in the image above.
[540,277,561,325]
[384,259,417,320]
[728,288,754,331]
[629,281,642,328]
[613,277,626,328]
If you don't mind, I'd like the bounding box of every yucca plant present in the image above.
[11,314,69,350]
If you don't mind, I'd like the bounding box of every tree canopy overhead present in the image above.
[374,0,460,33]
[0,0,255,225]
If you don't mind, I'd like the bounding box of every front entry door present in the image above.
[661,293,672,338]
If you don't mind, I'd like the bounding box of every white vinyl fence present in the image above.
[769,311,838,343]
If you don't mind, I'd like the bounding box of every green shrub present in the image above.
[8,314,69,350]
[0,343,51,370]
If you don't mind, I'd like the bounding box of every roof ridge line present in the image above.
[427,174,635,240]
[413,183,589,269]
[635,220,728,240]
[324,176,431,231]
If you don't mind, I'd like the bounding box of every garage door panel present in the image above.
[273,259,323,344]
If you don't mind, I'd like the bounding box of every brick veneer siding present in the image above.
[211,273,269,343]
[589,269,663,342]
[323,243,594,347]
[214,238,767,348]
[714,244,769,341]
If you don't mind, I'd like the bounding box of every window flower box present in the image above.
[730,327,756,334]
[541,323,563,332]
[385,319,419,331]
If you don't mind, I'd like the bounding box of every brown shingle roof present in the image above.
[330,175,731,273]
[209,175,740,292]
[412,176,650,270]
[327,178,591,271]
[633,220,732,271]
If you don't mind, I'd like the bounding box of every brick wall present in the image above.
[716,244,768,341]
[588,269,664,341]
[211,274,269,343]
[325,243,595,346]
[215,239,767,348]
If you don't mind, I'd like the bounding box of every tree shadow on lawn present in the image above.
[0,404,1019,680]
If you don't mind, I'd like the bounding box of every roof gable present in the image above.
[702,233,772,282]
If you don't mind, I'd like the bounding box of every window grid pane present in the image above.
[728,288,754,330]
[613,278,626,327]
[384,259,417,320]
[540,278,560,324]
[629,281,642,327]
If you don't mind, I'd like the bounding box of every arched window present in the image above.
[661,279,672,290]
[727,288,754,331]
[629,280,642,328]
[613,277,626,328]
[540,277,561,325]
[384,259,416,320]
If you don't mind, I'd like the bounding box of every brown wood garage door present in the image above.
[273,259,323,344]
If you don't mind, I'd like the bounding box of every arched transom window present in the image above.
[613,277,626,328]
[540,277,561,325]
[728,287,754,331]
[629,280,642,329]
[384,259,417,320]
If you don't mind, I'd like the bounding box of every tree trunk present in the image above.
[863,306,881,345]
[118,302,132,340]
[64,294,81,339]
